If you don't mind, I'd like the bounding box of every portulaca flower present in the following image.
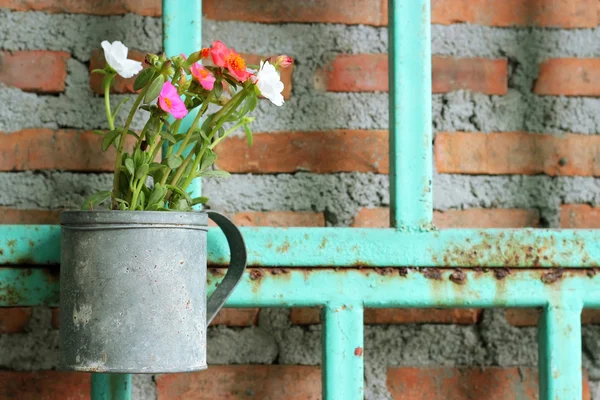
[255,61,284,107]
[101,40,143,79]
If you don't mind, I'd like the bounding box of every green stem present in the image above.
[180,91,247,192]
[175,99,210,157]
[111,85,149,209]
[166,149,195,187]
[209,119,249,150]
[130,134,162,209]
[104,75,116,131]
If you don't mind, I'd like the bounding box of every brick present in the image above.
[561,204,600,228]
[0,51,69,93]
[352,208,540,229]
[215,130,388,174]
[204,0,596,28]
[90,48,146,94]
[431,0,598,28]
[232,211,325,227]
[0,0,161,16]
[435,132,600,176]
[0,129,139,171]
[209,211,325,228]
[209,308,259,326]
[0,308,32,333]
[387,367,591,400]
[0,208,61,224]
[90,51,293,98]
[535,59,600,96]
[157,365,321,400]
[51,308,59,329]
[506,308,600,327]
[318,55,507,95]
[203,0,388,26]
[0,371,90,399]
[291,308,481,325]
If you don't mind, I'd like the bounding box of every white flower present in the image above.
[101,40,143,79]
[255,61,284,107]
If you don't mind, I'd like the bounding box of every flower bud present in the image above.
[274,55,293,69]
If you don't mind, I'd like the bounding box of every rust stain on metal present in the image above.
[276,239,290,253]
[319,237,328,250]
[354,347,363,357]
[28,240,35,248]
[494,268,511,280]
[436,230,590,267]
[541,269,564,284]
[209,268,225,277]
[375,268,394,276]
[422,268,442,280]
[249,269,264,281]
[449,269,466,285]
[398,267,408,277]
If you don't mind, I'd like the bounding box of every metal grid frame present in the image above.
[1,1,599,399]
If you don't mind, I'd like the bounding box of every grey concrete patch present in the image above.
[207,326,278,364]
[132,375,156,400]
[0,308,59,370]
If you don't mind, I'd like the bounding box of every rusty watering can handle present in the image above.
[206,211,247,325]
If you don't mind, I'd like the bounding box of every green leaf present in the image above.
[135,163,149,179]
[161,132,177,144]
[191,196,209,206]
[240,93,258,116]
[80,191,112,210]
[243,124,253,147]
[166,153,183,169]
[198,170,230,179]
[125,158,135,176]
[126,130,140,139]
[214,79,222,99]
[102,129,121,152]
[165,184,192,203]
[92,69,109,75]
[92,130,105,136]
[200,148,217,171]
[173,198,190,211]
[133,148,144,168]
[144,74,165,104]
[147,183,166,206]
[133,68,155,91]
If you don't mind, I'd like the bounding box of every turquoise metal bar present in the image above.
[4,267,600,309]
[7,225,600,268]
[91,374,132,400]
[163,0,203,203]
[388,0,433,231]
[538,301,584,399]
[322,304,364,400]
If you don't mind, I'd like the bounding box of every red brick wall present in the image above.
[2,0,599,397]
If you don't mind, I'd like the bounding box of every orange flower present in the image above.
[225,50,252,82]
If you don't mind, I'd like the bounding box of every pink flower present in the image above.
[158,81,188,119]
[190,63,216,90]
[225,50,252,82]
[210,41,229,67]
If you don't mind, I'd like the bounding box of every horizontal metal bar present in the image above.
[4,225,600,268]
[3,267,599,309]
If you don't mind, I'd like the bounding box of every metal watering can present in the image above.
[58,210,246,373]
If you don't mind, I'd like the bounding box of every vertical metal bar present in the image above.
[388,0,433,230]
[163,0,203,202]
[321,304,364,400]
[91,374,132,400]
[538,300,583,400]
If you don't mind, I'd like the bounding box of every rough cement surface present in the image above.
[2,8,600,399]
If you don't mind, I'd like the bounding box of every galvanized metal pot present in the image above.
[58,210,247,373]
